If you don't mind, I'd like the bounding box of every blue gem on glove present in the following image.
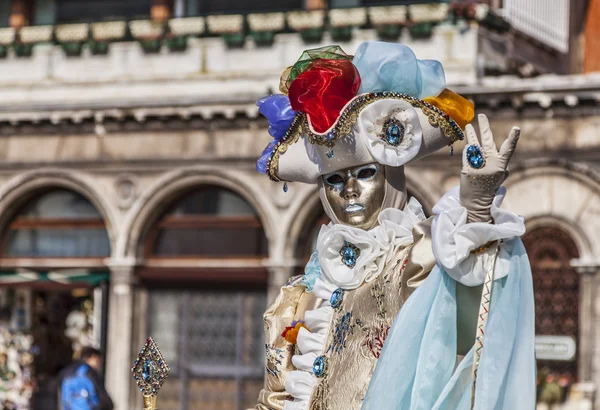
[313,355,328,378]
[340,241,360,268]
[330,288,345,309]
[466,145,485,169]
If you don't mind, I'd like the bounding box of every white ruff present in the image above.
[283,198,425,410]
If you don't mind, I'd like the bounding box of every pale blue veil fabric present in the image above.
[362,238,536,410]
[352,41,446,99]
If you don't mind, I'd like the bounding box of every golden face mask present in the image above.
[322,163,386,230]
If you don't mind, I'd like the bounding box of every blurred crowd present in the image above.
[0,293,99,410]
[0,329,35,410]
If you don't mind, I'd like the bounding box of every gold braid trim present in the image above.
[266,114,304,181]
[266,92,464,182]
[470,241,497,255]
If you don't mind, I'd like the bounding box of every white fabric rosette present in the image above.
[358,99,423,167]
[375,197,426,264]
[317,223,385,290]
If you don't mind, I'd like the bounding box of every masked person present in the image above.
[252,42,535,410]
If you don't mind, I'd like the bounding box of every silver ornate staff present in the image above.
[131,337,170,410]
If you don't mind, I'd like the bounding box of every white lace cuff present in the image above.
[431,186,525,286]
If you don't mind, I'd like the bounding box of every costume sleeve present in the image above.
[250,277,319,410]
[431,185,526,286]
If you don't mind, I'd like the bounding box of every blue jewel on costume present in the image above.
[327,149,334,158]
[340,241,360,268]
[382,120,405,146]
[466,145,485,169]
[330,288,345,309]
[313,355,328,378]
[142,360,156,383]
[283,182,288,192]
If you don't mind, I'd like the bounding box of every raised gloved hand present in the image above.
[459,114,520,223]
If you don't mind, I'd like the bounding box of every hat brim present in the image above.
[267,92,464,183]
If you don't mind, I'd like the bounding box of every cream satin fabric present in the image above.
[249,220,436,410]
[253,276,321,410]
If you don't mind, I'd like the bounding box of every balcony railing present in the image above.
[504,0,570,53]
[0,3,486,58]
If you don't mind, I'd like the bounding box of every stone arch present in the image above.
[0,168,118,255]
[503,163,600,260]
[120,166,277,260]
[283,184,322,261]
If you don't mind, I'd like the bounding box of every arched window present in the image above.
[146,186,268,258]
[3,189,110,258]
[0,188,111,405]
[143,186,268,409]
[523,226,580,383]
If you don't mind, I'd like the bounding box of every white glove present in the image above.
[459,114,520,223]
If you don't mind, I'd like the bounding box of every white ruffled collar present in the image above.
[316,197,426,290]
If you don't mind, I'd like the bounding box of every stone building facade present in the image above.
[0,18,597,410]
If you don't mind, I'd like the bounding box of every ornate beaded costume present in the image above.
[250,42,535,410]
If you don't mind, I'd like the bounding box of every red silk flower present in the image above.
[288,59,361,133]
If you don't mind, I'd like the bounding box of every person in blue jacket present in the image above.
[58,347,114,410]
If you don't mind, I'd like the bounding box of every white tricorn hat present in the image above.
[256,42,473,184]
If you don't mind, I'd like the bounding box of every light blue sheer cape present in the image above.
[362,238,536,410]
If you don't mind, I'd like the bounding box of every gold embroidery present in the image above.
[470,241,496,255]
[370,273,391,318]
[310,378,331,410]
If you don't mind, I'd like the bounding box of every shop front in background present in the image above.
[0,189,110,409]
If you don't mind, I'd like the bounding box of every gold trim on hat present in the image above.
[266,92,465,182]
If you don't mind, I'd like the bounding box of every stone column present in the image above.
[266,264,296,304]
[105,259,137,410]
[572,258,600,406]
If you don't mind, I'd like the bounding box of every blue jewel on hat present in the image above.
[340,241,360,268]
[466,145,485,169]
[381,119,405,147]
